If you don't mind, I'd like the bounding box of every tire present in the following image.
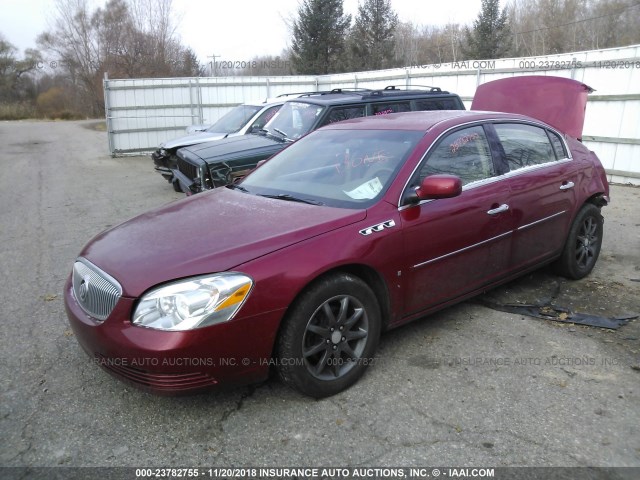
[276,273,381,398]
[172,178,183,193]
[554,203,603,280]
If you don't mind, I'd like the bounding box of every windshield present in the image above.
[206,105,262,133]
[264,101,324,140]
[240,129,424,208]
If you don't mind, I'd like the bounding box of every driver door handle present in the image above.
[560,181,575,190]
[487,204,509,215]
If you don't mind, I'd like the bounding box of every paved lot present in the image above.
[1,120,639,469]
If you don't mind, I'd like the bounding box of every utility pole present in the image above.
[207,54,220,77]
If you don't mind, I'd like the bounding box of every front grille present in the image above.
[178,156,199,181]
[72,258,122,322]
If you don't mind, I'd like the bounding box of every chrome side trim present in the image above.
[412,231,512,269]
[516,211,566,232]
[501,158,572,180]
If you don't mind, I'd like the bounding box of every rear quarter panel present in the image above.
[566,137,610,207]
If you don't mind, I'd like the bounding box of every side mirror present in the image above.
[402,174,462,205]
[417,174,462,200]
[248,124,261,134]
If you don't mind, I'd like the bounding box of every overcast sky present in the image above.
[2,0,484,65]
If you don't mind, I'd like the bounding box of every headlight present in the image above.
[132,273,253,331]
[159,148,168,157]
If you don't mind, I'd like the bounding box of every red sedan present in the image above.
[65,77,609,398]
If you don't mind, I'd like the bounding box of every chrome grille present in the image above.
[72,258,122,322]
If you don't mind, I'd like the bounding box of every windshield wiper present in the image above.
[272,128,293,142]
[226,183,249,193]
[258,193,323,205]
[260,128,287,143]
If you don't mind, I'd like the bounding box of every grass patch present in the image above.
[0,103,37,121]
[83,120,107,131]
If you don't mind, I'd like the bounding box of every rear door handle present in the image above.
[487,204,509,215]
[560,181,575,190]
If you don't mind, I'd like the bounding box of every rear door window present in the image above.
[494,123,558,172]
[547,130,568,159]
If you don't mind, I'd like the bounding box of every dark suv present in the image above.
[173,86,465,194]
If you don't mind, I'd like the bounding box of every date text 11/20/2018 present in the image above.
[135,467,496,478]
[213,60,291,70]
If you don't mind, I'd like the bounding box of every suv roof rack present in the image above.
[405,85,443,92]
[275,90,335,98]
[361,85,447,99]
[329,87,373,93]
[297,88,374,98]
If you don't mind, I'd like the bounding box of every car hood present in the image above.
[162,132,227,150]
[471,76,593,140]
[80,188,366,297]
[181,134,284,162]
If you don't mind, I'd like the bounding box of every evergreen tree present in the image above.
[463,0,512,60]
[348,0,398,71]
[290,0,351,74]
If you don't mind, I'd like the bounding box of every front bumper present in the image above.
[151,150,175,181]
[171,168,202,196]
[64,276,282,395]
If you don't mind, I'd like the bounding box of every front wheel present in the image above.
[554,203,604,279]
[276,273,381,398]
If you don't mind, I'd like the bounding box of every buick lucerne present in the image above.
[65,77,609,398]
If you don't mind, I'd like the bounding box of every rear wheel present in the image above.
[554,203,603,279]
[276,273,381,398]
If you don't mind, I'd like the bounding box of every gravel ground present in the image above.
[0,120,638,474]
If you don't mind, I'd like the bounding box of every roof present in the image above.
[321,110,534,131]
[290,86,460,106]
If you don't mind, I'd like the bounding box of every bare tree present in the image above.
[36,0,200,116]
[507,0,640,56]
[0,34,42,103]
